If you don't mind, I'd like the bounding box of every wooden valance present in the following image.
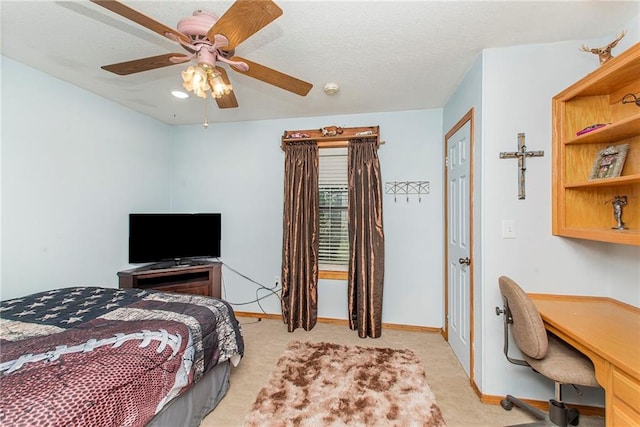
[281,126,380,149]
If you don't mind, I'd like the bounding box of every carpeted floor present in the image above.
[201,317,605,427]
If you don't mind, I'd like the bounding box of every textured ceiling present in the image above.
[1,1,638,125]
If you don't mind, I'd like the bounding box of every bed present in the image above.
[0,286,244,426]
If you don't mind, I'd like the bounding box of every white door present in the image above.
[446,117,472,376]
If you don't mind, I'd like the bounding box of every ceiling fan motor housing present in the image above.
[177,10,218,38]
[177,10,231,67]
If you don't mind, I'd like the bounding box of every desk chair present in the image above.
[496,276,599,426]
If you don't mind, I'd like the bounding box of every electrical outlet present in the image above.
[502,220,516,239]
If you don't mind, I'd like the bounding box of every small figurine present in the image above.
[286,132,310,139]
[320,126,343,137]
[580,31,626,65]
[610,195,628,230]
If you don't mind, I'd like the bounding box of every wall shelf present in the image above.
[564,114,640,145]
[565,174,640,189]
[281,126,379,144]
[552,42,640,246]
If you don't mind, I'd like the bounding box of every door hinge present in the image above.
[445,156,449,167]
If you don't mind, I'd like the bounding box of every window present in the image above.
[318,147,348,277]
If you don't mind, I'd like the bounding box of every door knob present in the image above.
[458,257,471,266]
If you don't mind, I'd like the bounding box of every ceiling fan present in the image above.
[91,0,313,109]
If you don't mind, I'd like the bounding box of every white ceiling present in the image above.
[1,1,637,126]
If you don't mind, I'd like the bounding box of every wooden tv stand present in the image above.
[117,261,221,298]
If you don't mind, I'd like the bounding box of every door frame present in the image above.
[443,108,475,382]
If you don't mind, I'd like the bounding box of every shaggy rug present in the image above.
[242,341,446,426]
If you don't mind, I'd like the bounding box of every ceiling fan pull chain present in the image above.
[203,97,209,129]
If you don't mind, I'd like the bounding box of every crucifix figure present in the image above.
[499,133,544,200]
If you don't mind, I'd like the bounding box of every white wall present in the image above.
[482,33,640,407]
[442,19,640,406]
[169,109,445,327]
[1,57,172,300]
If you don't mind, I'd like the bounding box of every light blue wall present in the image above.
[442,53,484,384]
[169,109,446,327]
[1,57,172,300]
[1,55,446,327]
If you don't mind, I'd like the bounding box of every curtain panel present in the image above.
[281,141,319,332]
[347,138,385,338]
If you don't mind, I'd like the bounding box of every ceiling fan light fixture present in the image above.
[210,71,232,98]
[181,65,232,99]
[182,65,210,98]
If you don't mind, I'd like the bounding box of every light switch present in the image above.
[502,220,516,239]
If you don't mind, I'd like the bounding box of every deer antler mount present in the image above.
[580,31,627,65]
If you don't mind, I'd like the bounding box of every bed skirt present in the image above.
[147,360,231,427]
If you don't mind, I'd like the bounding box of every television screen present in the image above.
[129,213,221,264]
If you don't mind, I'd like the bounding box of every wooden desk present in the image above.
[529,294,640,426]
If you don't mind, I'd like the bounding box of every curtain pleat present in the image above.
[347,138,385,338]
[281,141,319,332]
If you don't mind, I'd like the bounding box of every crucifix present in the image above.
[499,133,544,200]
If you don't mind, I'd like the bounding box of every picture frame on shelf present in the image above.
[589,143,629,180]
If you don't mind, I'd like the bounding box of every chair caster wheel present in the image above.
[568,408,579,426]
[501,399,513,411]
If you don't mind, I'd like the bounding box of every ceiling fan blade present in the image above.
[215,67,239,109]
[229,56,312,96]
[91,0,191,45]
[207,0,283,50]
[101,53,189,75]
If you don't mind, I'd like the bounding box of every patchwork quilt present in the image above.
[0,286,244,426]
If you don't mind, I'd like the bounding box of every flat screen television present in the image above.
[128,213,221,265]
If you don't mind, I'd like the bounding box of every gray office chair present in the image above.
[496,276,600,427]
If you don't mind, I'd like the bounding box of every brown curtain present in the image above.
[347,138,385,338]
[281,141,319,332]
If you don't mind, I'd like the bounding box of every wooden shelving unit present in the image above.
[552,43,640,246]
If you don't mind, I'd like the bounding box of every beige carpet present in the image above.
[242,341,446,426]
[201,317,605,427]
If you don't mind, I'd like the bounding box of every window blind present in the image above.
[318,148,349,270]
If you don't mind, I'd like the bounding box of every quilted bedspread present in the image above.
[0,286,244,426]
